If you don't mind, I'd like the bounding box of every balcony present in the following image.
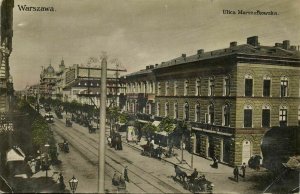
[190,121,235,136]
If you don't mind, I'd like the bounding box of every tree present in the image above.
[158,117,175,133]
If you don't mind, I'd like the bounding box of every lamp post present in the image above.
[44,143,50,179]
[190,134,195,169]
[69,176,78,194]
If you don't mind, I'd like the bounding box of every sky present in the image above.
[10,0,300,90]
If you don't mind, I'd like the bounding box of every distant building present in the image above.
[122,36,300,166]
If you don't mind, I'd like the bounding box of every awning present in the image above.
[283,156,300,170]
[137,119,149,123]
[152,121,161,127]
[6,147,25,162]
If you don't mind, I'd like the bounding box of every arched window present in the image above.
[279,105,288,127]
[174,102,178,119]
[223,76,231,96]
[184,80,189,96]
[280,76,288,97]
[156,102,160,116]
[165,81,169,96]
[195,103,201,122]
[263,75,271,97]
[165,102,169,117]
[206,103,214,124]
[245,74,253,97]
[208,77,215,96]
[244,105,253,128]
[223,104,230,126]
[157,82,161,95]
[174,80,178,96]
[262,104,270,127]
[184,102,189,121]
[195,78,201,96]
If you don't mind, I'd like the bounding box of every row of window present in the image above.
[125,75,291,97]
[151,102,295,128]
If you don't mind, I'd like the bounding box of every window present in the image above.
[165,102,169,117]
[174,81,178,96]
[280,76,288,97]
[150,82,154,93]
[174,102,178,119]
[208,77,215,96]
[165,81,169,96]
[223,104,230,126]
[245,74,253,97]
[263,76,271,97]
[195,78,201,96]
[262,105,270,127]
[195,103,201,122]
[156,102,160,116]
[144,82,147,93]
[184,102,189,121]
[184,80,189,96]
[157,82,161,96]
[244,105,252,128]
[223,76,231,96]
[279,105,287,127]
[207,103,214,124]
[147,103,152,115]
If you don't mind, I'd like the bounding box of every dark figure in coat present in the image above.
[241,163,246,178]
[211,156,219,168]
[58,173,66,190]
[233,166,239,182]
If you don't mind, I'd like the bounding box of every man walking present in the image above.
[241,163,246,178]
[233,166,239,182]
[123,166,129,182]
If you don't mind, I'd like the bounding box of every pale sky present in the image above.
[10,0,300,90]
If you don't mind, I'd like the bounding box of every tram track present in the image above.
[51,118,186,193]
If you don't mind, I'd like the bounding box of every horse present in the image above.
[174,165,187,182]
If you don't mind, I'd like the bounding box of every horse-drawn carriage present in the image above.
[109,133,123,150]
[173,165,214,193]
[140,143,163,159]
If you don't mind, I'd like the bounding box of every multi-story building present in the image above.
[122,36,300,166]
[0,0,14,113]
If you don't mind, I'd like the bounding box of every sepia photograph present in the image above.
[0,0,300,193]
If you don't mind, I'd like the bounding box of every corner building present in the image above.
[122,36,300,166]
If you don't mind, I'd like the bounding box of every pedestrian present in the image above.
[233,166,239,182]
[123,166,129,182]
[211,156,218,168]
[241,163,246,178]
[58,173,66,190]
[112,171,119,186]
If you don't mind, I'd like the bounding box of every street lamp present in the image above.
[69,176,78,194]
[44,143,50,179]
[190,134,195,169]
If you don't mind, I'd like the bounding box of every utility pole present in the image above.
[98,56,107,193]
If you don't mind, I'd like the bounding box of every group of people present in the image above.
[112,166,130,187]
[233,163,247,182]
[107,133,123,150]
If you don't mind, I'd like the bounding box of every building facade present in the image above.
[122,36,300,166]
[0,0,14,113]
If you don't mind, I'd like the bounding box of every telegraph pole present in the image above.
[98,56,107,193]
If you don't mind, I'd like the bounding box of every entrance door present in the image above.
[242,140,251,164]
[196,134,201,154]
[223,139,231,163]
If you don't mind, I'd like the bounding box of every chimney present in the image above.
[247,36,259,47]
[230,41,237,47]
[149,65,154,69]
[283,40,290,50]
[146,66,149,70]
[197,49,204,55]
[182,53,186,58]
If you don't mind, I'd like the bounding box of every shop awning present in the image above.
[137,119,149,123]
[152,121,161,127]
[6,147,25,162]
[283,156,300,170]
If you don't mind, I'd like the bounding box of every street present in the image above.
[50,112,187,193]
